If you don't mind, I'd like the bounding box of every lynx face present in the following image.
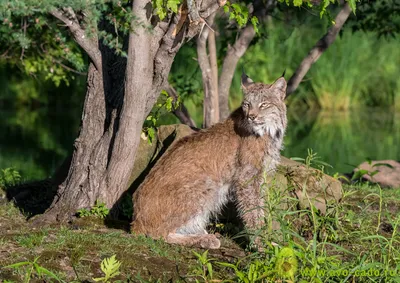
[241,75,287,140]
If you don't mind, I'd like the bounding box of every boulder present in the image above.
[354,160,400,188]
[276,157,342,214]
[128,124,342,214]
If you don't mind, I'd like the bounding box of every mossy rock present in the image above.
[128,124,343,214]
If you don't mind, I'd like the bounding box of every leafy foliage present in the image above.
[143,90,180,144]
[0,0,140,84]
[4,256,63,283]
[93,255,122,283]
[0,167,21,188]
[152,0,182,20]
[76,200,110,219]
[278,0,360,18]
[349,0,400,37]
[191,250,215,282]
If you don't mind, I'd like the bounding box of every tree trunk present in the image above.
[37,0,224,223]
[286,2,352,96]
[197,13,219,128]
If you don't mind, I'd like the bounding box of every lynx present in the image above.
[131,74,287,249]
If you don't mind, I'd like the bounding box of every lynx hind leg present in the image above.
[165,212,221,249]
[166,233,221,249]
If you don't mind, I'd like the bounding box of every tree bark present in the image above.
[208,28,220,123]
[218,25,256,119]
[197,13,219,128]
[37,0,224,223]
[286,2,352,96]
[218,0,274,120]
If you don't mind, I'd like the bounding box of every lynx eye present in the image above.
[260,102,270,108]
[242,102,250,108]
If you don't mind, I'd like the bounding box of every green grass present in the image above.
[15,230,48,249]
[1,180,399,282]
[194,183,400,282]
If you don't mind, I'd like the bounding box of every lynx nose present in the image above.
[248,114,257,121]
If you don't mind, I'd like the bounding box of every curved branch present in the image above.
[147,0,225,115]
[218,24,255,119]
[218,0,275,119]
[165,84,197,128]
[50,8,102,71]
[286,3,352,96]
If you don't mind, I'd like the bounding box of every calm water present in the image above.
[0,107,399,180]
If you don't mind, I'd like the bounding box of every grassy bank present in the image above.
[1,170,399,282]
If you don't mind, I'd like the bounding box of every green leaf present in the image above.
[293,0,303,7]
[165,97,173,112]
[347,0,357,13]
[4,261,31,269]
[251,16,259,33]
[147,127,156,144]
[167,0,181,13]
[93,255,122,282]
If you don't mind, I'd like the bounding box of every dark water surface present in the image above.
[0,107,399,180]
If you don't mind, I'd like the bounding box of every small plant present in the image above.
[190,250,216,283]
[143,89,181,144]
[0,167,21,188]
[15,230,47,248]
[352,159,394,182]
[77,200,110,219]
[291,148,332,172]
[93,255,122,283]
[275,247,298,281]
[4,256,63,283]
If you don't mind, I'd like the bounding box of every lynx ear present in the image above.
[241,73,254,90]
[271,77,287,100]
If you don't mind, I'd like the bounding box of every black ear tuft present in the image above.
[281,69,286,78]
[241,72,254,90]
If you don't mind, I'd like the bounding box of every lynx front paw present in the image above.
[199,234,221,249]
[166,233,221,249]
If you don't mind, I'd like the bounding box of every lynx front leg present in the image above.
[234,170,266,249]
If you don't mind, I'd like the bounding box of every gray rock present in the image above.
[355,160,400,188]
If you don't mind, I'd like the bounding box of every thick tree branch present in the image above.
[165,84,197,128]
[197,13,218,128]
[147,0,225,115]
[208,27,219,122]
[218,0,275,119]
[218,24,255,119]
[50,8,102,71]
[286,2,352,96]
